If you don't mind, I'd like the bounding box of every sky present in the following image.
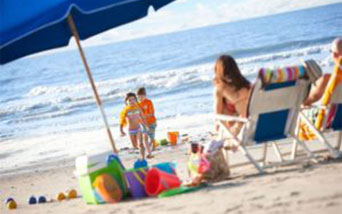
[70,0,342,48]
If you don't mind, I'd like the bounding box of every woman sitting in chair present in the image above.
[213,55,251,146]
[304,37,342,106]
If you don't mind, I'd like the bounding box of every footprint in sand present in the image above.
[249,195,265,201]
[290,191,300,197]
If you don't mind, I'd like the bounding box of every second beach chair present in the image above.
[215,62,318,173]
[294,58,342,158]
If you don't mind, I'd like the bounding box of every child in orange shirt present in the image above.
[137,88,157,152]
[119,92,152,159]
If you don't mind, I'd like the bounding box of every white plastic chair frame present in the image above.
[291,83,342,159]
[215,79,317,174]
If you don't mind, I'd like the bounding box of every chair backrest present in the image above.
[243,66,311,144]
[330,83,342,130]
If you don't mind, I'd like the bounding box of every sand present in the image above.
[1,136,342,214]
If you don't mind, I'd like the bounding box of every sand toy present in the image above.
[134,159,148,169]
[57,192,66,201]
[75,154,127,204]
[67,189,78,199]
[5,197,14,204]
[152,162,176,175]
[158,185,204,198]
[7,200,17,209]
[168,132,179,146]
[125,168,148,199]
[145,168,181,196]
[93,174,122,203]
[38,196,47,203]
[28,196,37,204]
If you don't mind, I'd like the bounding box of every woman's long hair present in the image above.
[214,55,250,91]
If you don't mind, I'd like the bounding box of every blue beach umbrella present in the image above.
[0,0,176,153]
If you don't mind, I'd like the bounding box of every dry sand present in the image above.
[1,139,342,214]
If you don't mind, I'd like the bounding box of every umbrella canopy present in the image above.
[0,0,175,64]
[0,0,176,153]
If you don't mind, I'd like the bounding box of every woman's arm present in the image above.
[214,87,230,132]
[214,87,224,115]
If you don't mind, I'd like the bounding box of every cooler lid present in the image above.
[75,152,113,176]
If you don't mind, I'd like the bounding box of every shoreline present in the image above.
[0,113,215,175]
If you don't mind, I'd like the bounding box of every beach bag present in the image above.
[202,149,230,182]
[187,141,230,182]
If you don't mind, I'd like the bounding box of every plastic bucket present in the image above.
[153,162,176,175]
[145,168,181,196]
[124,168,148,198]
[168,132,179,146]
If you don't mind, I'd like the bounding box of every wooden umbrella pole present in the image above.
[67,15,118,154]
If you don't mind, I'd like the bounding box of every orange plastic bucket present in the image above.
[168,132,179,146]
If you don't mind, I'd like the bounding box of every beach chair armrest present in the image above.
[214,114,249,123]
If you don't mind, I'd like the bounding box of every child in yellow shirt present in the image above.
[119,92,152,159]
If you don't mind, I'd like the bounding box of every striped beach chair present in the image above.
[293,58,342,158]
[215,63,317,173]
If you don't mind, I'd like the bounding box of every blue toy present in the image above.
[133,159,148,169]
[28,196,37,205]
[38,196,46,203]
[5,197,14,204]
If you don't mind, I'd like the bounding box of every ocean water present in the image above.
[0,3,341,173]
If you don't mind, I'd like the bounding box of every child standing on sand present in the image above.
[119,92,153,159]
[137,88,157,152]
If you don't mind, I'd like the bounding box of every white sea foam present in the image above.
[0,113,214,174]
[0,42,334,124]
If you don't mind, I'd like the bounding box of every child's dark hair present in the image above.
[137,87,146,96]
[125,92,138,104]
